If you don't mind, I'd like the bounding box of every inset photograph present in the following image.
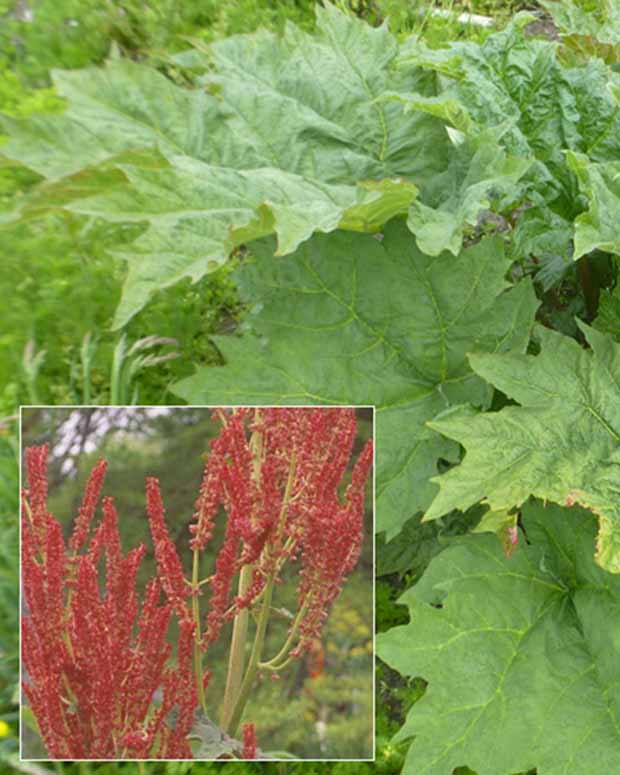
[20,406,373,761]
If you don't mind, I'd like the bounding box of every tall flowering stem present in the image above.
[191,408,373,737]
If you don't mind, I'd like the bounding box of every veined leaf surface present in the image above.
[568,151,620,258]
[426,322,620,572]
[396,15,620,262]
[174,221,538,538]
[540,0,620,45]
[1,5,456,327]
[377,501,620,775]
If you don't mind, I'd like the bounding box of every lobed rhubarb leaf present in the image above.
[426,323,620,572]
[540,0,620,45]
[1,5,455,327]
[396,15,620,263]
[567,151,620,258]
[377,501,620,775]
[173,221,538,539]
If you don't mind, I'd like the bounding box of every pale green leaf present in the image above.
[173,222,538,539]
[1,61,218,179]
[1,5,457,326]
[595,288,620,342]
[377,501,620,775]
[406,127,531,256]
[567,151,620,258]
[397,16,620,260]
[426,323,620,572]
[540,0,620,45]
[67,157,418,327]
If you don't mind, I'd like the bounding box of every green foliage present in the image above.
[426,322,620,572]
[2,5,449,326]
[0,212,241,408]
[4,1,620,772]
[540,0,620,45]
[0,0,316,89]
[377,507,483,578]
[173,221,537,540]
[378,502,620,775]
[4,6,556,327]
[0,431,18,764]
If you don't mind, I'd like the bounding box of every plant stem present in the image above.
[223,577,275,737]
[192,546,207,714]
[224,451,297,736]
[109,335,126,405]
[259,597,309,669]
[220,563,253,729]
[220,411,264,730]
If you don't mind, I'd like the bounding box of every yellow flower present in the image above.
[0,720,10,737]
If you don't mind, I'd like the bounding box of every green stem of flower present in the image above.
[223,576,274,737]
[258,597,309,670]
[220,563,253,729]
[224,451,297,736]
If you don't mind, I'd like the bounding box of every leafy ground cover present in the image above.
[3,0,620,773]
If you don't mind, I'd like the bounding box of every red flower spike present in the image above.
[22,448,186,760]
[69,459,107,552]
[24,444,50,551]
[293,432,372,653]
[166,617,198,758]
[204,529,240,645]
[242,722,258,759]
[146,477,191,623]
[22,410,371,760]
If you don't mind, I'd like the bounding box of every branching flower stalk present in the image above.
[191,408,373,736]
[21,408,372,758]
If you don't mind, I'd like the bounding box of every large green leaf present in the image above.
[1,5,458,327]
[405,127,531,257]
[396,15,620,262]
[426,322,620,572]
[595,287,620,341]
[567,151,620,258]
[382,92,532,256]
[540,0,620,45]
[377,501,620,775]
[173,221,538,539]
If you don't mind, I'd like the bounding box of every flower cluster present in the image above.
[22,408,372,759]
[22,445,196,759]
[146,476,192,623]
[192,408,373,657]
[241,722,257,759]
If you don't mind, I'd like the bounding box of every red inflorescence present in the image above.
[196,408,373,657]
[241,722,258,759]
[21,448,197,760]
[69,458,108,552]
[22,408,372,760]
[146,476,192,624]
